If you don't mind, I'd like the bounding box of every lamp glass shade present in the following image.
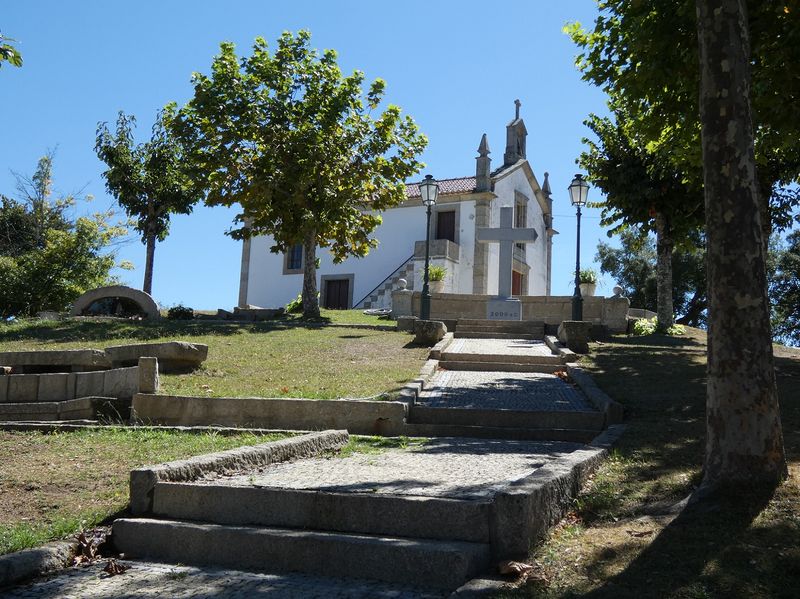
[568,174,589,207]
[419,175,439,207]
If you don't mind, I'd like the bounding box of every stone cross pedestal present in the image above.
[476,205,538,320]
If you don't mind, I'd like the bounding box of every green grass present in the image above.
[506,328,800,599]
[0,311,427,399]
[0,427,291,555]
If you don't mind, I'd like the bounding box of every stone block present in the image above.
[487,298,522,321]
[75,371,105,398]
[413,320,447,345]
[0,376,8,403]
[558,321,592,354]
[105,341,208,372]
[7,375,39,403]
[391,289,413,318]
[396,315,417,332]
[36,373,72,402]
[137,357,159,394]
[103,366,139,399]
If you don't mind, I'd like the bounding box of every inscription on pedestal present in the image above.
[487,298,522,320]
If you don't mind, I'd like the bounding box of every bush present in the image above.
[428,265,447,281]
[167,305,194,320]
[632,317,685,336]
[285,293,303,314]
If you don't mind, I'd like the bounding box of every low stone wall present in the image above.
[132,394,409,436]
[392,290,630,333]
[0,366,139,404]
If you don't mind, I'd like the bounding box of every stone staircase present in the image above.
[358,259,415,310]
[454,318,545,340]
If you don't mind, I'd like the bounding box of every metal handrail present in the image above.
[354,254,415,308]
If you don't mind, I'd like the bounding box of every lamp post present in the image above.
[419,174,439,321]
[568,173,589,321]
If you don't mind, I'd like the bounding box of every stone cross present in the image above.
[476,205,538,299]
[514,99,521,120]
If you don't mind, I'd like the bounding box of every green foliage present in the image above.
[167,305,194,320]
[597,228,707,327]
[578,268,597,284]
[568,1,800,232]
[427,265,446,281]
[0,32,22,69]
[0,156,125,317]
[95,111,202,292]
[631,317,685,337]
[771,230,800,345]
[167,30,427,317]
[285,293,303,314]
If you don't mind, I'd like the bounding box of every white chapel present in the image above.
[237,102,555,311]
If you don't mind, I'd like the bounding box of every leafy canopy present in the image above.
[167,30,427,259]
[0,32,22,69]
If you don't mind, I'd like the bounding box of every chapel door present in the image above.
[324,279,350,310]
[436,210,456,242]
[512,271,524,296]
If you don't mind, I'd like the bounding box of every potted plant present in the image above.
[428,265,447,293]
[578,268,598,297]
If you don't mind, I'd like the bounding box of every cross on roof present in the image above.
[476,205,538,299]
[514,99,521,120]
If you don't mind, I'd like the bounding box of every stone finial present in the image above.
[477,133,490,156]
[514,99,521,120]
[504,100,527,166]
[475,133,492,192]
[542,172,552,197]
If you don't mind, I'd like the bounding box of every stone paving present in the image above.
[3,560,447,598]
[418,370,595,412]
[444,337,555,357]
[206,437,581,500]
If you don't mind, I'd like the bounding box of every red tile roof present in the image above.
[405,176,476,198]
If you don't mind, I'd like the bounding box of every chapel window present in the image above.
[285,243,303,272]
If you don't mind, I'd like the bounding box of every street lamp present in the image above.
[568,173,589,321]
[419,174,439,321]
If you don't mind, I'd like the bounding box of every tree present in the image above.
[95,111,201,295]
[696,0,786,488]
[581,111,705,328]
[596,228,707,327]
[0,157,126,317]
[568,1,800,246]
[168,30,427,318]
[0,31,22,68]
[770,230,800,345]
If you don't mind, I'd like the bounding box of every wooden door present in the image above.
[512,271,524,296]
[436,211,456,242]
[324,279,350,309]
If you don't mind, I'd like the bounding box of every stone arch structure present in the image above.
[69,285,161,320]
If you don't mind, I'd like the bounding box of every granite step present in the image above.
[401,422,598,443]
[407,405,604,432]
[112,517,491,590]
[438,360,562,373]
[455,332,540,340]
[151,482,491,543]
[455,325,545,335]
[440,351,565,365]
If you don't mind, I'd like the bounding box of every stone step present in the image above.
[408,405,604,432]
[112,518,491,590]
[454,332,540,340]
[152,482,491,543]
[440,351,565,365]
[438,361,562,373]
[457,319,545,329]
[455,325,546,334]
[401,422,598,443]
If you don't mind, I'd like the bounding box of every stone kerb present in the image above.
[69,285,161,319]
[0,366,141,404]
[129,430,349,514]
[131,394,409,436]
[0,349,110,373]
[105,341,208,373]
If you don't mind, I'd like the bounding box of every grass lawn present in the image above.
[508,328,800,599]
[0,310,427,399]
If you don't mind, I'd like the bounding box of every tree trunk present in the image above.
[696,0,786,489]
[654,212,674,329]
[301,228,320,318]
[143,231,156,296]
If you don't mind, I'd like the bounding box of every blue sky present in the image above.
[2,0,612,309]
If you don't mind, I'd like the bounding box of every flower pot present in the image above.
[429,280,445,294]
[579,282,596,297]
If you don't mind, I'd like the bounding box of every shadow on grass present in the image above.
[583,487,782,599]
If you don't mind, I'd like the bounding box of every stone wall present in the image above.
[392,290,630,333]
